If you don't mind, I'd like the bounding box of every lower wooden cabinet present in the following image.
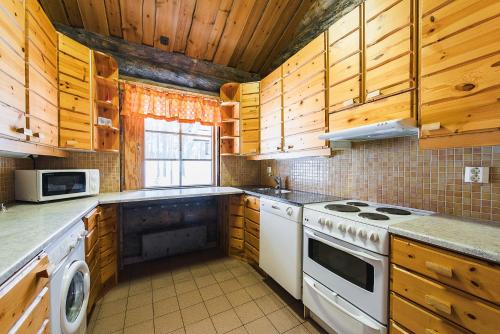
[228,195,245,258]
[244,195,260,265]
[390,236,500,334]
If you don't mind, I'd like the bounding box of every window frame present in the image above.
[144,119,218,188]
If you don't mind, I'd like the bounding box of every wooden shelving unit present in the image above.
[92,51,119,152]
[220,83,241,155]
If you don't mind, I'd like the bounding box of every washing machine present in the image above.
[46,220,90,334]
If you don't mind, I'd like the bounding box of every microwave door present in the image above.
[42,172,87,198]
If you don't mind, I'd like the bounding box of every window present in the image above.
[144,118,215,187]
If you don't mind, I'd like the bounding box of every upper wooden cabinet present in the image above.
[58,33,93,150]
[240,82,260,155]
[25,0,58,147]
[419,0,500,148]
[260,66,283,154]
[282,34,327,152]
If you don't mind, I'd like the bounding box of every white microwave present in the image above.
[15,169,100,202]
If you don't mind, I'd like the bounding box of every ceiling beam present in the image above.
[55,24,260,92]
[260,0,363,76]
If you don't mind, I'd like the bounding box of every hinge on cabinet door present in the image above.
[16,128,33,136]
[366,90,381,99]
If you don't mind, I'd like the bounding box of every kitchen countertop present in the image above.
[0,186,243,285]
[389,215,500,263]
[239,186,343,205]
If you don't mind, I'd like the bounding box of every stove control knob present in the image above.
[318,218,326,225]
[286,207,293,216]
[369,232,380,242]
[358,229,368,239]
[338,223,346,232]
[348,226,357,235]
[325,219,333,228]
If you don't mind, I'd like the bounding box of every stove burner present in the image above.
[376,207,411,215]
[359,212,390,220]
[346,201,369,207]
[325,204,361,213]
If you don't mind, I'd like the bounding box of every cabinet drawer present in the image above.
[241,118,259,131]
[245,231,259,251]
[329,31,360,64]
[328,5,360,44]
[59,72,91,99]
[245,196,260,211]
[391,264,500,334]
[0,254,49,334]
[260,138,282,154]
[245,219,259,238]
[230,238,244,251]
[328,75,361,111]
[0,105,26,140]
[230,204,244,217]
[330,53,360,85]
[283,33,325,77]
[28,93,58,126]
[229,215,244,228]
[59,128,92,150]
[241,106,259,120]
[85,227,98,251]
[366,0,412,46]
[389,320,410,334]
[241,130,259,143]
[240,93,259,106]
[84,208,99,231]
[284,110,325,137]
[58,33,90,63]
[241,141,259,155]
[28,117,58,147]
[391,236,500,303]
[390,293,469,334]
[330,91,414,131]
[241,82,259,95]
[86,241,100,270]
[285,130,326,151]
[283,53,325,93]
[283,72,325,108]
[284,90,325,121]
[11,286,49,334]
[245,207,260,223]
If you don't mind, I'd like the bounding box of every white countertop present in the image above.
[389,215,500,263]
[0,186,242,285]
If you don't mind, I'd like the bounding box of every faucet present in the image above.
[272,176,283,190]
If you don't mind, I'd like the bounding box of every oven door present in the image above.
[303,227,388,324]
[40,171,88,201]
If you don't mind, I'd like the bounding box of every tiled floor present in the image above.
[87,252,327,334]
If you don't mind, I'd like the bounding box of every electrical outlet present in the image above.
[267,166,272,176]
[464,167,489,183]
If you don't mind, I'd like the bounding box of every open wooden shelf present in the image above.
[219,84,241,155]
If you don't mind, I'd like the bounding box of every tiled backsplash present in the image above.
[220,156,261,186]
[261,138,500,221]
[0,157,34,203]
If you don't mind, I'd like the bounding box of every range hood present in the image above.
[320,118,418,142]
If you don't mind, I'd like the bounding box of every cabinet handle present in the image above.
[288,145,294,149]
[66,140,79,146]
[425,295,452,315]
[276,146,281,150]
[342,99,355,107]
[425,261,453,278]
[421,122,441,132]
[366,90,381,99]
[32,132,45,139]
[16,127,33,136]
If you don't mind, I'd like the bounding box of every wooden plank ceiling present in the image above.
[40,0,315,75]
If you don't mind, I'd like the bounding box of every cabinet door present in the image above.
[240,82,260,155]
[260,67,283,154]
[365,0,416,100]
[419,0,500,148]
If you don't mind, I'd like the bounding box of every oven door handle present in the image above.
[304,276,382,332]
[306,230,382,263]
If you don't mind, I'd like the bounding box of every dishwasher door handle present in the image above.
[271,205,280,210]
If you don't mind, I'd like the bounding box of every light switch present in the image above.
[464,167,489,183]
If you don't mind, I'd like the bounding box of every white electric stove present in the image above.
[302,200,431,334]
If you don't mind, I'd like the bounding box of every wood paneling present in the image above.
[122,115,144,190]
[77,0,109,35]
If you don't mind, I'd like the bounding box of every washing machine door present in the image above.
[60,260,90,334]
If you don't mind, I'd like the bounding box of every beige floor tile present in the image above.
[220,278,243,294]
[129,278,152,296]
[127,290,152,310]
[267,308,301,333]
[103,284,130,303]
[245,283,271,300]
[172,269,194,283]
[191,265,211,277]
[175,279,197,294]
[98,298,127,319]
[199,283,224,301]
[230,266,249,277]
[178,289,203,309]
[287,305,305,324]
[154,311,184,334]
[123,320,154,334]
[234,301,265,324]
[124,303,153,327]
[184,318,216,334]
[152,273,174,289]
[226,327,248,334]
[224,258,242,269]
[204,295,232,316]
[213,270,234,283]
[194,274,217,288]
[171,329,186,334]
[254,294,285,315]
[154,296,180,317]
[208,263,227,274]
[211,309,243,334]
[236,273,259,288]
[244,317,279,334]
[181,302,209,325]
[154,285,177,302]
[92,313,125,334]
[226,289,252,307]
[284,324,311,334]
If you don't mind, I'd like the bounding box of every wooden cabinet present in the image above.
[228,195,245,258]
[419,0,500,148]
[25,0,58,147]
[220,83,241,156]
[84,208,101,314]
[58,33,93,150]
[260,66,283,154]
[240,82,260,155]
[282,33,327,152]
[98,204,119,285]
[244,195,260,265]
[0,254,50,334]
[390,236,500,334]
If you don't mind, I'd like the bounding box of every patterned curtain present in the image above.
[121,82,222,126]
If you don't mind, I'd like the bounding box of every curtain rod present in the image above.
[119,77,221,100]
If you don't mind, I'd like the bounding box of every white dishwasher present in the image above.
[260,198,303,299]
